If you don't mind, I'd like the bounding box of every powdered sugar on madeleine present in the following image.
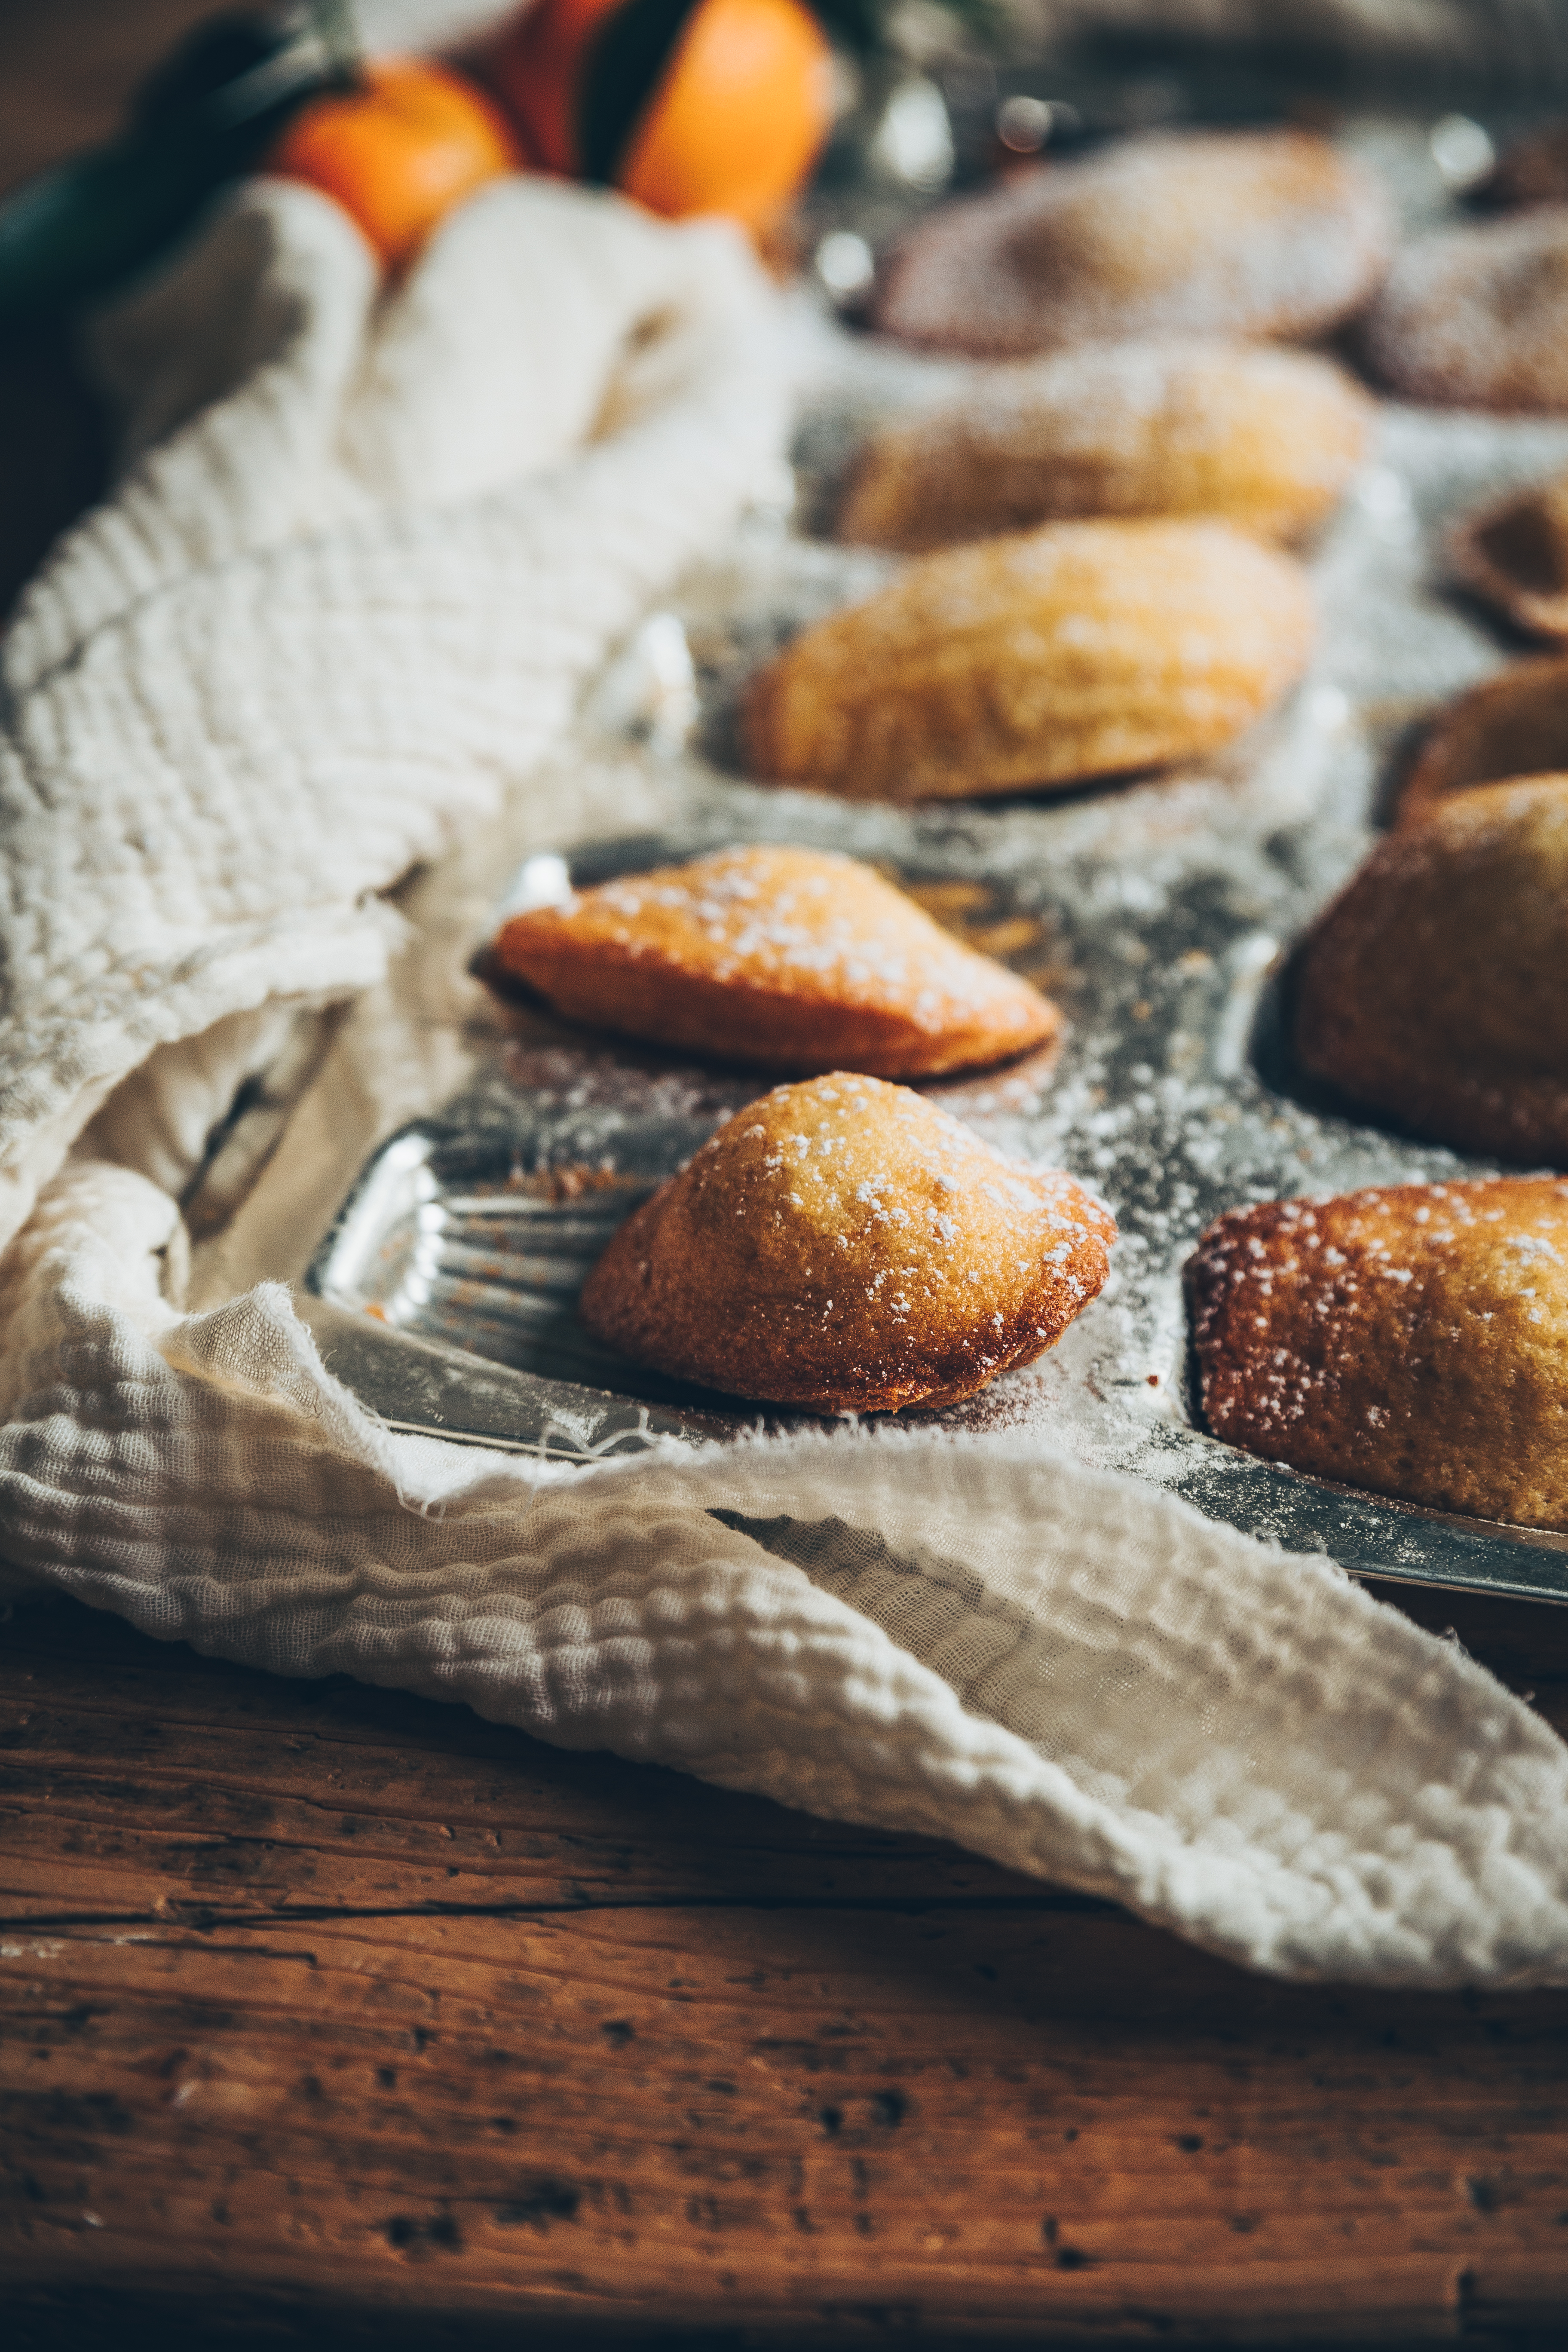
[744,519,1314,803]
[875,131,1391,358]
[579,1072,1114,1412]
[839,341,1372,554]
[494,845,1059,1076]
[1191,1178,1568,1529]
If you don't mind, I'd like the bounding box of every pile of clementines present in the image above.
[270,0,836,268]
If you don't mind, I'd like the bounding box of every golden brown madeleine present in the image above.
[874,132,1392,359]
[1360,209,1568,410]
[492,845,1058,1078]
[1449,475,1568,646]
[742,519,1314,803]
[839,343,1373,554]
[579,1072,1115,1412]
[1398,659,1568,827]
[1190,1177,1568,1529]
[1295,776,1568,1163]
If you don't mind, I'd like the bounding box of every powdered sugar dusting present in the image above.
[1363,206,1568,410]
[509,844,1043,1028]
[874,131,1392,359]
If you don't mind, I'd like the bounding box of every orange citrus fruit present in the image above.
[485,0,833,233]
[267,57,523,268]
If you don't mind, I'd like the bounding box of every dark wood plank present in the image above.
[4,1597,1568,2343]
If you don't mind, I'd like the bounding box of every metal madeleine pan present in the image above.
[306,801,1568,1606]
[302,115,1568,1602]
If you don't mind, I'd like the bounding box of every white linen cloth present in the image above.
[2,172,1567,1989]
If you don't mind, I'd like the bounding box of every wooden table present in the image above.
[6,9,1568,2344]
[5,1584,1568,2348]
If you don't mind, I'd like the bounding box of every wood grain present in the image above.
[5,1592,1568,2345]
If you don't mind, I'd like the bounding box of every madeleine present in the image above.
[1191,1178,1568,1529]
[1295,776,1568,1163]
[1362,209,1568,410]
[875,131,1390,358]
[580,1072,1115,1412]
[839,343,1372,554]
[1449,477,1568,648]
[1397,660,1568,828]
[493,845,1058,1078]
[743,519,1314,802]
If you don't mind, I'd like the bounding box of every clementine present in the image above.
[266,56,523,268]
[485,0,833,233]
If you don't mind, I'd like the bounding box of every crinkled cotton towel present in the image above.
[2,170,1567,1990]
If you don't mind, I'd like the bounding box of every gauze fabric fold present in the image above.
[4,1160,1568,1990]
